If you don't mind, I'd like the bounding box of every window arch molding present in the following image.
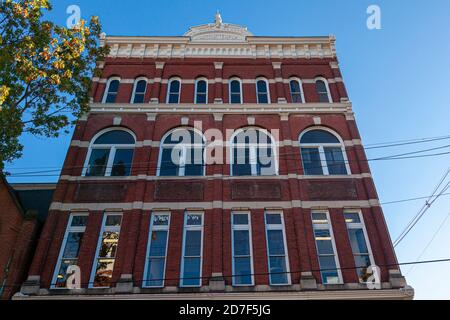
[314,77,333,103]
[298,126,350,176]
[102,76,121,103]
[157,127,206,177]
[255,77,271,104]
[130,76,148,103]
[229,126,278,176]
[228,77,243,104]
[194,77,208,104]
[83,127,136,177]
[166,77,182,104]
[288,77,305,103]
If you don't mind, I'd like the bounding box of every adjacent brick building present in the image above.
[18,14,413,299]
[0,177,55,299]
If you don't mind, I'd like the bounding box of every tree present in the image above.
[0,0,109,172]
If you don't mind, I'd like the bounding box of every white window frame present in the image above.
[314,77,333,103]
[229,77,243,104]
[51,213,88,289]
[143,212,171,288]
[82,127,136,177]
[299,126,351,176]
[264,210,291,286]
[180,211,204,287]
[255,77,271,104]
[157,127,206,177]
[166,77,182,104]
[230,127,279,176]
[231,211,255,286]
[89,212,123,289]
[194,77,208,104]
[344,209,375,283]
[102,77,121,103]
[289,77,305,103]
[130,77,148,103]
[311,210,343,284]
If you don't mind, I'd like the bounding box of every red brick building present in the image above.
[0,177,55,299]
[18,14,413,299]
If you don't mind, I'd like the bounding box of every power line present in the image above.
[393,167,450,247]
[406,211,450,276]
[5,145,450,177]
[1,258,450,289]
[381,192,450,205]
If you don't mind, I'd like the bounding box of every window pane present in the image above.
[71,216,88,227]
[153,214,170,226]
[344,213,361,224]
[311,213,328,224]
[324,147,347,175]
[233,230,250,256]
[111,149,133,176]
[265,213,282,225]
[301,148,323,175]
[290,81,303,103]
[267,230,285,255]
[94,130,135,145]
[93,259,115,287]
[136,80,146,92]
[318,256,339,284]
[62,232,84,259]
[184,230,201,256]
[168,93,179,104]
[54,259,77,288]
[105,215,122,227]
[98,231,119,258]
[186,214,202,226]
[149,230,168,257]
[269,256,288,284]
[86,149,110,176]
[257,147,275,175]
[233,146,252,176]
[348,229,369,254]
[196,80,207,92]
[230,93,241,104]
[354,255,372,282]
[196,93,207,104]
[300,130,340,144]
[133,93,145,103]
[233,214,249,225]
[230,80,241,104]
[105,80,119,103]
[144,257,165,287]
[182,257,201,286]
[159,147,179,176]
[315,233,334,255]
[316,80,330,103]
[234,257,252,285]
[257,81,268,104]
[184,147,204,176]
[169,80,180,93]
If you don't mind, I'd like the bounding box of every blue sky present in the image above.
[6,0,450,299]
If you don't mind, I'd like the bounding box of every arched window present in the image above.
[299,128,349,176]
[289,78,304,103]
[102,77,120,103]
[166,78,181,104]
[131,77,147,103]
[315,78,332,103]
[158,128,205,177]
[229,78,242,104]
[231,128,277,176]
[256,78,270,104]
[195,78,208,104]
[84,129,136,177]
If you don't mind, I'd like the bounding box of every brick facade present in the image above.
[17,16,412,300]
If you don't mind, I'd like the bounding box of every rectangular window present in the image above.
[344,211,374,283]
[311,211,342,284]
[231,212,254,286]
[111,148,134,176]
[301,147,323,175]
[324,147,347,175]
[52,214,88,288]
[143,213,170,287]
[264,212,290,285]
[90,213,122,288]
[180,212,204,287]
[86,149,110,177]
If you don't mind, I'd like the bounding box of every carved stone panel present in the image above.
[75,183,128,202]
[154,181,204,201]
[305,180,358,201]
[231,181,282,201]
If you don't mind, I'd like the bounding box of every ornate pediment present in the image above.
[184,12,253,43]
